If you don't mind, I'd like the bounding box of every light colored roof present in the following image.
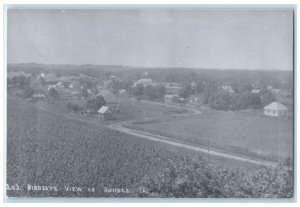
[165,94,175,98]
[33,94,45,98]
[251,89,261,94]
[134,78,153,86]
[264,102,288,111]
[98,106,110,114]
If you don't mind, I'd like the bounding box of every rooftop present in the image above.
[264,102,288,111]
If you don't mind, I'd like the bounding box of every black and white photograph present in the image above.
[5,7,294,199]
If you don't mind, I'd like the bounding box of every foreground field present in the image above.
[128,109,293,162]
[7,98,293,198]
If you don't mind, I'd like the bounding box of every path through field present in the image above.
[19,97,278,168]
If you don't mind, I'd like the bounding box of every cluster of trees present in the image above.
[8,74,31,88]
[86,95,106,112]
[130,84,166,100]
[202,83,276,111]
[8,74,35,99]
[67,95,106,113]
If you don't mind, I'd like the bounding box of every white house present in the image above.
[133,78,154,87]
[221,85,234,93]
[264,102,289,117]
[98,106,113,120]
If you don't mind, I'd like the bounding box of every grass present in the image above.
[129,109,293,162]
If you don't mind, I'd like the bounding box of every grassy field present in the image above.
[129,109,293,162]
[6,98,293,198]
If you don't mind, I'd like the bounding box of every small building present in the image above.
[271,88,281,94]
[264,102,289,117]
[98,106,114,120]
[251,89,261,94]
[221,85,234,93]
[163,82,183,95]
[31,94,46,102]
[47,85,57,91]
[133,78,154,87]
[164,94,180,104]
[164,94,174,104]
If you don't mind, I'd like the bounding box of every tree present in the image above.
[80,87,89,98]
[195,81,205,94]
[48,87,59,97]
[144,85,156,100]
[155,85,166,99]
[132,84,144,97]
[86,95,106,112]
[179,83,192,99]
[260,91,276,107]
[67,102,80,112]
[23,87,34,99]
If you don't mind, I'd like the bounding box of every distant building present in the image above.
[98,106,113,120]
[221,86,234,93]
[164,94,179,104]
[264,102,289,117]
[251,89,261,94]
[31,93,46,102]
[56,82,64,88]
[43,73,58,84]
[97,89,120,112]
[271,89,281,94]
[133,78,154,87]
[119,89,126,94]
[47,85,57,91]
[189,95,201,103]
[163,82,183,95]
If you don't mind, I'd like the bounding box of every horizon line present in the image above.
[7,62,293,72]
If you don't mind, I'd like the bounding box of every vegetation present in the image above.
[130,84,166,100]
[86,95,106,112]
[7,98,293,198]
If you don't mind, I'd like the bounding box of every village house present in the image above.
[221,85,234,93]
[31,93,46,102]
[47,84,57,91]
[133,78,154,87]
[251,89,261,94]
[264,101,289,117]
[98,106,114,121]
[163,82,183,95]
[97,89,120,112]
[164,94,180,104]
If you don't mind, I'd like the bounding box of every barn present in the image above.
[98,106,114,120]
[264,101,289,117]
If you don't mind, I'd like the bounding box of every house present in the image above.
[133,78,154,87]
[31,93,46,102]
[221,85,234,93]
[163,82,183,95]
[164,94,180,104]
[189,95,201,103]
[251,89,261,94]
[47,85,57,91]
[98,106,114,120]
[271,88,281,94]
[264,102,289,117]
[43,73,59,84]
[56,82,64,88]
[97,89,120,112]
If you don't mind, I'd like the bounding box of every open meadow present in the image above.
[127,109,293,162]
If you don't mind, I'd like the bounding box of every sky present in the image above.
[7,9,294,70]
